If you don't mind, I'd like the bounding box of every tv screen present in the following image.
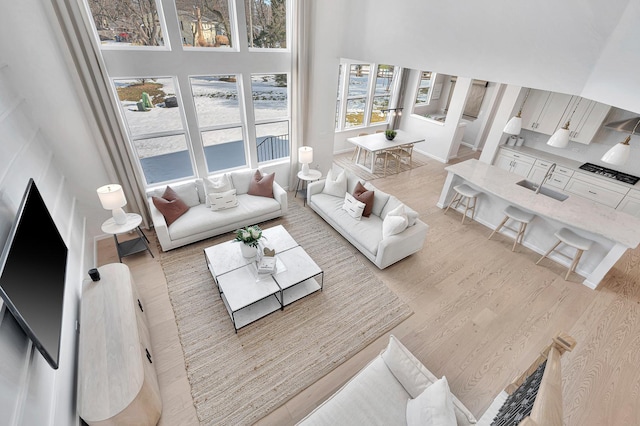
[0,178,68,369]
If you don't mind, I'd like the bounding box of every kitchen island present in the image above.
[437,159,640,288]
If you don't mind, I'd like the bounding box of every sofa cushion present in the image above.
[382,336,477,426]
[364,182,390,217]
[167,194,280,241]
[382,195,419,227]
[311,193,382,255]
[210,189,238,211]
[149,181,200,208]
[204,174,234,207]
[152,186,190,226]
[230,169,255,195]
[298,357,410,425]
[353,181,374,217]
[322,168,347,197]
[247,170,275,198]
[345,170,363,195]
[342,192,365,220]
[406,376,457,426]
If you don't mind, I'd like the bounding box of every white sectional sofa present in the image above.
[298,335,477,425]
[307,168,428,269]
[148,169,287,251]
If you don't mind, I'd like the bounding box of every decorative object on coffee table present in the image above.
[234,225,263,258]
[385,129,397,140]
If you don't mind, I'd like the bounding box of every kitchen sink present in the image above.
[516,180,569,202]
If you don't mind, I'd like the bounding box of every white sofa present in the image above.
[307,169,428,269]
[148,169,287,251]
[298,335,477,425]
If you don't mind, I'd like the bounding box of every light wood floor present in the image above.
[97,150,640,426]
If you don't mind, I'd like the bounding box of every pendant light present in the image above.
[601,118,640,166]
[503,88,531,135]
[547,98,582,148]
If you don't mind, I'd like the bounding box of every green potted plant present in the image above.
[234,225,264,257]
[385,129,397,140]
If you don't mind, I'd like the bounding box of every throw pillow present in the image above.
[152,186,189,226]
[322,168,347,197]
[210,189,238,211]
[406,376,457,426]
[342,192,366,220]
[353,181,374,217]
[382,204,408,237]
[247,170,275,198]
[204,174,233,207]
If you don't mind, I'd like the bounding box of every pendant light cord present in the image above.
[517,88,531,116]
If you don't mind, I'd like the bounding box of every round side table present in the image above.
[295,169,323,206]
[102,213,154,262]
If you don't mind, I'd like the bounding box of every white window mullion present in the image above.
[240,73,258,167]
[363,62,377,127]
[177,73,208,178]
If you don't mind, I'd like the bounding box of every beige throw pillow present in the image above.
[342,192,366,220]
[210,189,238,211]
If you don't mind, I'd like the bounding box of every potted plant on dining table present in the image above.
[385,129,397,141]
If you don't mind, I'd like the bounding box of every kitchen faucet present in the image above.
[536,163,556,194]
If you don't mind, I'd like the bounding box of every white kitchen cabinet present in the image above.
[617,189,640,218]
[558,97,611,145]
[496,148,535,177]
[528,166,571,190]
[520,89,572,135]
[565,172,629,208]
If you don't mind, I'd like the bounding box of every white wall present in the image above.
[0,0,110,424]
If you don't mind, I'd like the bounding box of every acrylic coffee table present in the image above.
[204,225,324,332]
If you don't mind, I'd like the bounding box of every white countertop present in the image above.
[445,159,640,248]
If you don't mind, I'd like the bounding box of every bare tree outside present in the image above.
[245,0,286,48]
[87,0,164,46]
[175,0,233,48]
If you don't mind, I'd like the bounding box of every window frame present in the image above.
[334,60,401,132]
[81,0,293,189]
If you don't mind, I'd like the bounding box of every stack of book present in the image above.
[257,256,277,274]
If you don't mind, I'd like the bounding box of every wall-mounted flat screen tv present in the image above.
[0,178,68,369]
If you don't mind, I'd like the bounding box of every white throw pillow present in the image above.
[322,168,347,197]
[342,192,366,220]
[406,376,457,426]
[382,204,408,237]
[204,174,233,207]
[209,189,238,211]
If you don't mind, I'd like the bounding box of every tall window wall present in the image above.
[84,0,291,186]
[335,61,400,131]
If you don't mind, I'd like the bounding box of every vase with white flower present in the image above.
[234,225,265,258]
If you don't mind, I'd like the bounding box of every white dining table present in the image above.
[347,130,425,173]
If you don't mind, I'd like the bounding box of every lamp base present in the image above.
[301,163,310,176]
[112,208,127,225]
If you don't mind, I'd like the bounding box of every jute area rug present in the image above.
[159,195,413,425]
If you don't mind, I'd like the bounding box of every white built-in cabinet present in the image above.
[527,159,574,190]
[616,189,640,218]
[519,89,611,144]
[495,147,640,211]
[495,149,535,177]
[78,263,162,426]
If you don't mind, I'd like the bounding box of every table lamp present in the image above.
[299,146,313,175]
[97,184,127,225]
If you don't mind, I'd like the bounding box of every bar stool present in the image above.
[488,205,536,251]
[444,184,482,224]
[536,228,593,280]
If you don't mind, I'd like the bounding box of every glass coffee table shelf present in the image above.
[204,225,323,333]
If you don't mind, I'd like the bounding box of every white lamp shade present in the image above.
[97,184,127,209]
[601,139,631,166]
[503,116,522,135]
[298,146,313,164]
[547,127,570,148]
